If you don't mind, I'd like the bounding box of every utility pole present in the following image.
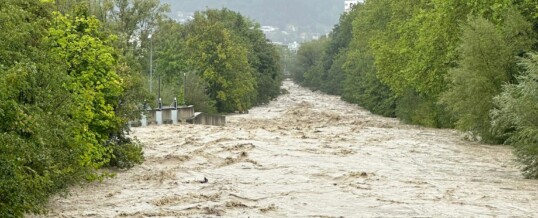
[149,34,153,94]
[183,72,187,105]
[158,75,161,110]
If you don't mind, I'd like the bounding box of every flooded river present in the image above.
[39,80,538,217]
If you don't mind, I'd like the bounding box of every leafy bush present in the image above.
[492,53,538,178]
[107,137,144,169]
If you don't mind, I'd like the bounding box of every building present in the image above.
[345,0,361,12]
[261,26,279,33]
[288,41,300,54]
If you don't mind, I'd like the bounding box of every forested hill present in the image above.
[161,0,344,42]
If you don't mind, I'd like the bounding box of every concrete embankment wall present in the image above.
[129,106,226,127]
[191,113,226,126]
[178,106,194,122]
[130,106,196,127]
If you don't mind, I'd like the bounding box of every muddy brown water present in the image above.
[34,81,538,217]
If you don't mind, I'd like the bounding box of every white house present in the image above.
[288,41,300,54]
[261,26,279,33]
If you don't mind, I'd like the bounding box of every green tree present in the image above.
[56,0,171,103]
[292,38,327,89]
[184,12,257,112]
[201,9,283,105]
[47,12,124,168]
[366,0,453,126]
[370,0,426,96]
[152,9,282,111]
[514,0,538,47]
[248,37,283,104]
[368,0,519,127]
[0,0,96,216]
[319,6,356,95]
[492,53,538,178]
[150,19,188,105]
[342,1,397,117]
[441,10,534,142]
[184,71,218,114]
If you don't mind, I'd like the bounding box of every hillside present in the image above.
[161,0,345,43]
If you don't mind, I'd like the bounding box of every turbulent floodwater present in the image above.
[37,80,538,217]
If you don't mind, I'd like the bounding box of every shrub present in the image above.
[492,53,538,178]
[107,136,144,169]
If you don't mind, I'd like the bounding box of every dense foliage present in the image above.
[1,2,76,215]
[441,11,534,143]
[0,0,173,216]
[292,0,538,177]
[492,53,538,178]
[1,0,281,215]
[153,9,283,113]
[185,13,257,112]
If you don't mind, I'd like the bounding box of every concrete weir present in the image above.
[189,112,226,126]
[131,105,225,127]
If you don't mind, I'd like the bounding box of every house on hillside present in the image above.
[288,41,300,54]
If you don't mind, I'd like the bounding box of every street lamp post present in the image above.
[148,34,153,94]
[158,75,161,110]
[183,72,186,105]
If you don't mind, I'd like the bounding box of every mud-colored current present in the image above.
[35,81,538,217]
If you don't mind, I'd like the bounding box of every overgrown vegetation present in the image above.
[291,0,538,178]
[492,53,538,178]
[153,8,283,113]
[0,0,151,216]
[1,1,282,216]
[441,11,534,143]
